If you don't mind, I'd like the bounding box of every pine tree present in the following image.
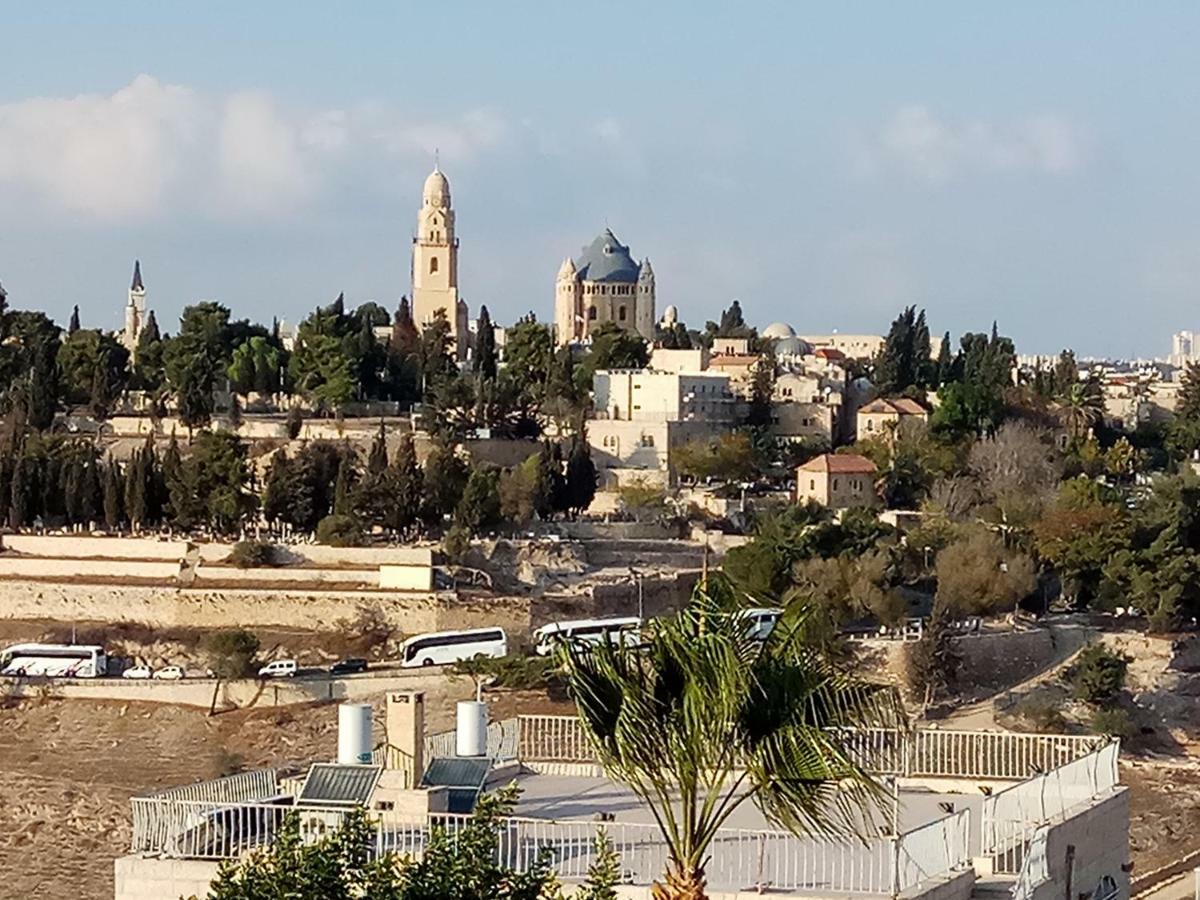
[103,458,122,530]
[367,422,388,475]
[125,447,147,530]
[473,305,498,381]
[390,297,421,356]
[68,305,81,334]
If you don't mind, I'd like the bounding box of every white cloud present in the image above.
[863,105,1085,182]
[0,74,200,217]
[0,76,513,221]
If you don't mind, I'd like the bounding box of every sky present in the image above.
[1,2,1199,358]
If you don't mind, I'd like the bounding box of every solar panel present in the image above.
[297,764,382,806]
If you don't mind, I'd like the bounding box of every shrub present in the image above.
[451,652,559,691]
[1013,696,1067,733]
[1090,707,1133,742]
[286,406,303,440]
[904,603,962,706]
[201,628,261,679]
[315,514,364,547]
[442,522,472,564]
[1066,644,1130,703]
[227,540,276,569]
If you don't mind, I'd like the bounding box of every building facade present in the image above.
[796,453,877,508]
[555,229,655,345]
[856,397,929,442]
[411,166,468,359]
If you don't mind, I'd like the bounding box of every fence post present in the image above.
[891,834,902,898]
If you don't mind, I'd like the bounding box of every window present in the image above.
[588,306,597,320]
[833,478,840,490]
[866,419,874,432]
[641,434,655,447]
[429,257,439,274]
[618,306,627,321]
[809,479,815,490]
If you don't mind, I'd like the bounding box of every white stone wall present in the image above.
[1028,789,1129,900]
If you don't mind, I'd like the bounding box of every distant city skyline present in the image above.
[2,3,1199,358]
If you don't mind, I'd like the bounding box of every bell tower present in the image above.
[411,164,465,358]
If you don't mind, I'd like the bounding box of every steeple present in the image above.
[123,259,148,354]
[131,259,144,292]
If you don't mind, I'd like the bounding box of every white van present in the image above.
[533,616,643,656]
[258,659,298,678]
[400,628,508,668]
[735,607,783,642]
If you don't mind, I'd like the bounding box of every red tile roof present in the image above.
[798,453,877,475]
[859,397,927,415]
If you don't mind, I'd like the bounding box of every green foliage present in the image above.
[558,583,904,893]
[57,328,130,416]
[904,601,962,706]
[456,465,502,533]
[442,522,472,564]
[1066,644,1130,703]
[202,628,260,679]
[674,431,758,484]
[616,478,667,520]
[1090,707,1133,742]
[934,528,1037,616]
[450,652,559,691]
[1013,696,1068,733]
[165,302,234,432]
[169,431,255,533]
[564,437,597,514]
[873,306,934,396]
[228,336,284,396]
[288,295,361,412]
[228,541,276,569]
[286,406,303,439]
[316,513,365,547]
[422,442,469,524]
[574,322,649,392]
[575,830,620,900]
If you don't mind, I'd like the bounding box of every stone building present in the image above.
[411,166,468,359]
[554,228,655,345]
[856,397,928,442]
[796,453,877,509]
[122,260,147,354]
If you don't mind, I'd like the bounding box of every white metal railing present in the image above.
[145,768,280,804]
[982,740,1120,874]
[134,800,919,895]
[424,718,519,763]
[895,808,972,891]
[507,715,1104,781]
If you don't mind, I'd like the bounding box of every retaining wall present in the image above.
[193,565,379,587]
[0,558,180,580]
[0,535,188,560]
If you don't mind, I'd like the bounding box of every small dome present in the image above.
[774,336,811,357]
[423,167,450,206]
[556,257,577,280]
[661,305,679,326]
[762,322,796,340]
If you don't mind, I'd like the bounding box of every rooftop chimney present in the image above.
[387,692,424,788]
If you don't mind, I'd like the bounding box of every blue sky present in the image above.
[1,2,1198,357]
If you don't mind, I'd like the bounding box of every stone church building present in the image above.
[554,228,655,346]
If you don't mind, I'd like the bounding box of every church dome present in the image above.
[762,322,796,340]
[423,167,450,206]
[774,335,811,357]
[574,228,642,283]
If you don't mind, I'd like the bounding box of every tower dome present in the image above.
[762,322,796,340]
[423,166,450,207]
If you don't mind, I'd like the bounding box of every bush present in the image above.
[201,628,260,679]
[1013,696,1067,733]
[442,522,472,564]
[286,406,303,440]
[227,540,276,569]
[315,514,364,547]
[1067,644,1130,703]
[1090,707,1133,742]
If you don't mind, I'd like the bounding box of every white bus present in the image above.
[734,608,783,642]
[0,643,107,678]
[400,628,508,668]
[533,616,643,656]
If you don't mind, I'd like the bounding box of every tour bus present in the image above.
[0,643,108,678]
[400,627,508,668]
[532,616,643,656]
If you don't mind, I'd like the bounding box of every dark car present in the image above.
[329,658,368,676]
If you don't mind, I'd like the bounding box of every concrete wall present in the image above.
[193,565,379,586]
[380,564,433,591]
[1028,789,1129,900]
[1,535,188,560]
[115,855,219,900]
[0,558,180,580]
[193,543,433,568]
[0,580,440,630]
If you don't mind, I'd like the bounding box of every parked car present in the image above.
[258,659,298,678]
[153,665,185,680]
[329,658,368,676]
[122,665,153,680]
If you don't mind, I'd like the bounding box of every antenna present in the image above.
[434,147,440,171]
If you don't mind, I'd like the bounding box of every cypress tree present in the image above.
[64,454,83,525]
[565,437,597,516]
[103,457,122,530]
[367,422,388,475]
[333,457,351,516]
[391,432,423,533]
[8,449,27,530]
[68,305,81,334]
[125,448,147,531]
[935,330,954,387]
[473,305,497,381]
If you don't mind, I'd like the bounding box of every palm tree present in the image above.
[557,583,906,900]
[1058,377,1104,443]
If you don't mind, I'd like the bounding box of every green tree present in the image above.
[473,304,498,380]
[288,296,359,413]
[333,457,352,516]
[132,311,165,391]
[367,423,389,475]
[316,513,365,547]
[227,335,284,396]
[164,301,234,435]
[390,432,424,533]
[8,448,26,530]
[904,600,962,707]
[1058,377,1104,443]
[575,322,649,392]
[558,583,904,898]
[57,328,130,415]
[1066,644,1130,703]
[565,437,598,515]
[934,528,1036,616]
[745,352,776,428]
[103,457,123,530]
[202,629,260,680]
[422,441,469,524]
[169,431,255,533]
[873,306,933,396]
[455,465,502,533]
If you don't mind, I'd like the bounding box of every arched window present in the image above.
[618,306,627,322]
[430,257,439,274]
[588,306,598,320]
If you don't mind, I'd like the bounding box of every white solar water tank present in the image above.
[337,702,373,765]
[456,700,488,757]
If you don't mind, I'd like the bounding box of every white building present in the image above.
[411,166,469,359]
[122,260,147,354]
[555,229,655,346]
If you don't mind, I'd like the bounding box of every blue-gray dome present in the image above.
[574,229,642,284]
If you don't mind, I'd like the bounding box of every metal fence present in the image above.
[504,715,1104,781]
[133,800,930,895]
[982,740,1120,874]
[144,768,280,804]
[424,718,519,763]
